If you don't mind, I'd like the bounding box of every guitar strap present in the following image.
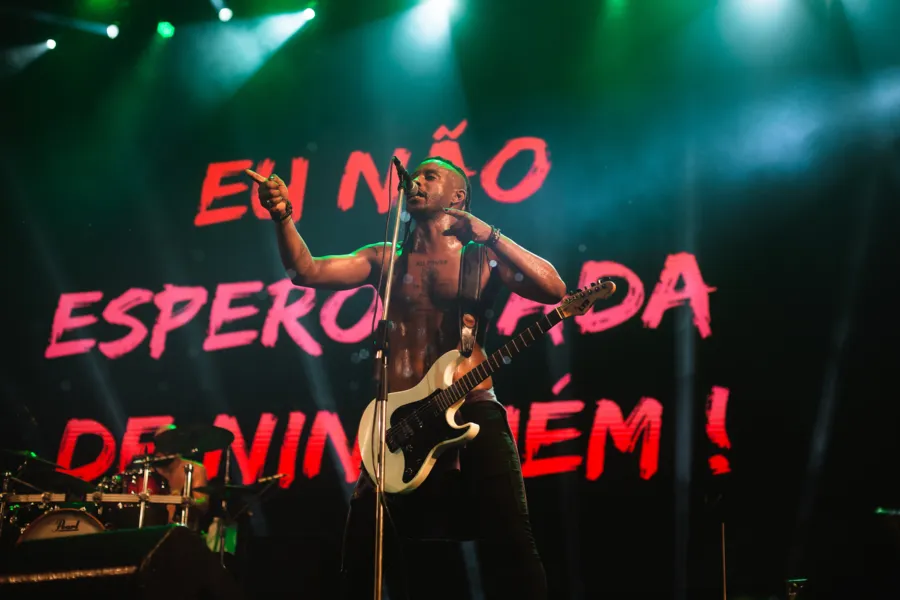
[458,241,485,358]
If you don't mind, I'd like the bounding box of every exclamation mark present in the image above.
[706,386,732,475]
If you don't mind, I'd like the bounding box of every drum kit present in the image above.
[0,424,239,550]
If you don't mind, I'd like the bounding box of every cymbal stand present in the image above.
[214,445,233,568]
[138,462,150,529]
[0,470,43,538]
[2,474,44,492]
[179,462,194,527]
[213,477,278,575]
[721,522,727,600]
[0,472,10,538]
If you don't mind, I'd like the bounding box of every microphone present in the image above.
[391,156,418,198]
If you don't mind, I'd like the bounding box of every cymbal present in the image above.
[126,453,180,467]
[193,482,256,496]
[154,424,234,455]
[194,473,284,496]
[0,448,63,470]
[16,469,96,495]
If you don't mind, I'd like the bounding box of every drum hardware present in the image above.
[129,452,181,466]
[99,454,198,530]
[217,445,232,567]
[1,429,235,543]
[179,462,194,527]
[124,453,174,529]
[196,468,286,569]
[0,471,10,539]
[0,470,61,539]
[137,460,151,529]
[4,493,67,504]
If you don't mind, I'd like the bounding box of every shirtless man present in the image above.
[152,425,210,527]
[246,156,565,600]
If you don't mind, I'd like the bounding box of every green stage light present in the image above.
[302,8,315,20]
[88,0,119,10]
[46,39,57,50]
[157,21,175,38]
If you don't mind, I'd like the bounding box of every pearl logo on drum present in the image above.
[54,519,81,532]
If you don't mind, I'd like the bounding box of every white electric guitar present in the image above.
[357,278,617,495]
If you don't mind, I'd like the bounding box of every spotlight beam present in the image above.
[8,8,116,37]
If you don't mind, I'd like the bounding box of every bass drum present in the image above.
[18,507,105,544]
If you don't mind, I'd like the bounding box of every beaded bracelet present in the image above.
[272,200,293,222]
[486,226,501,247]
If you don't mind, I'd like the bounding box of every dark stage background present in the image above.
[2,0,900,598]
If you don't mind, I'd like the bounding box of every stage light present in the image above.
[408,0,453,41]
[218,8,233,22]
[422,0,454,15]
[302,8,316,20]
[107,24,119,39]
[607,0,627,16]
[46,39,57,49]
[88,0,118,10]
[157,21,175,38]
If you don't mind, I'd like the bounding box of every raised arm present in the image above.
[486,238,566,304]
[246,169,384,290]
[443,207,566,304]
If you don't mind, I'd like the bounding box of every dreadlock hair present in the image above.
[399,156,473,251]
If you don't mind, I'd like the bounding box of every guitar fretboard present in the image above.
[433,307,563,412]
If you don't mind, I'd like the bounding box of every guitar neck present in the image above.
[435,308,563,412]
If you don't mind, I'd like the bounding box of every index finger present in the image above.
[443,207,467,217]
[245,168,267,183]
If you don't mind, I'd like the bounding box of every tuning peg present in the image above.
[591,281,597,286]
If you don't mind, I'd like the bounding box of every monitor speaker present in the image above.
[0,524,242,600]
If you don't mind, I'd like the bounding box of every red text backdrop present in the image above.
[43,121,731,491]
[55,386,732,488]
[45,253,714,360]
[194,120,552,227]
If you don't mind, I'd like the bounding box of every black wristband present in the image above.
[486,226,501,247]
[272,200,293,222]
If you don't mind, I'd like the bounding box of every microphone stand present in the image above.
[371,174,407,600]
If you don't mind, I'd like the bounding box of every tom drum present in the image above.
[122,469,168,496]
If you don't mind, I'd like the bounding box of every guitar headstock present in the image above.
[559,278,617,318]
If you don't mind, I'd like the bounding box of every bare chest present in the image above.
[393,254,461,312]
